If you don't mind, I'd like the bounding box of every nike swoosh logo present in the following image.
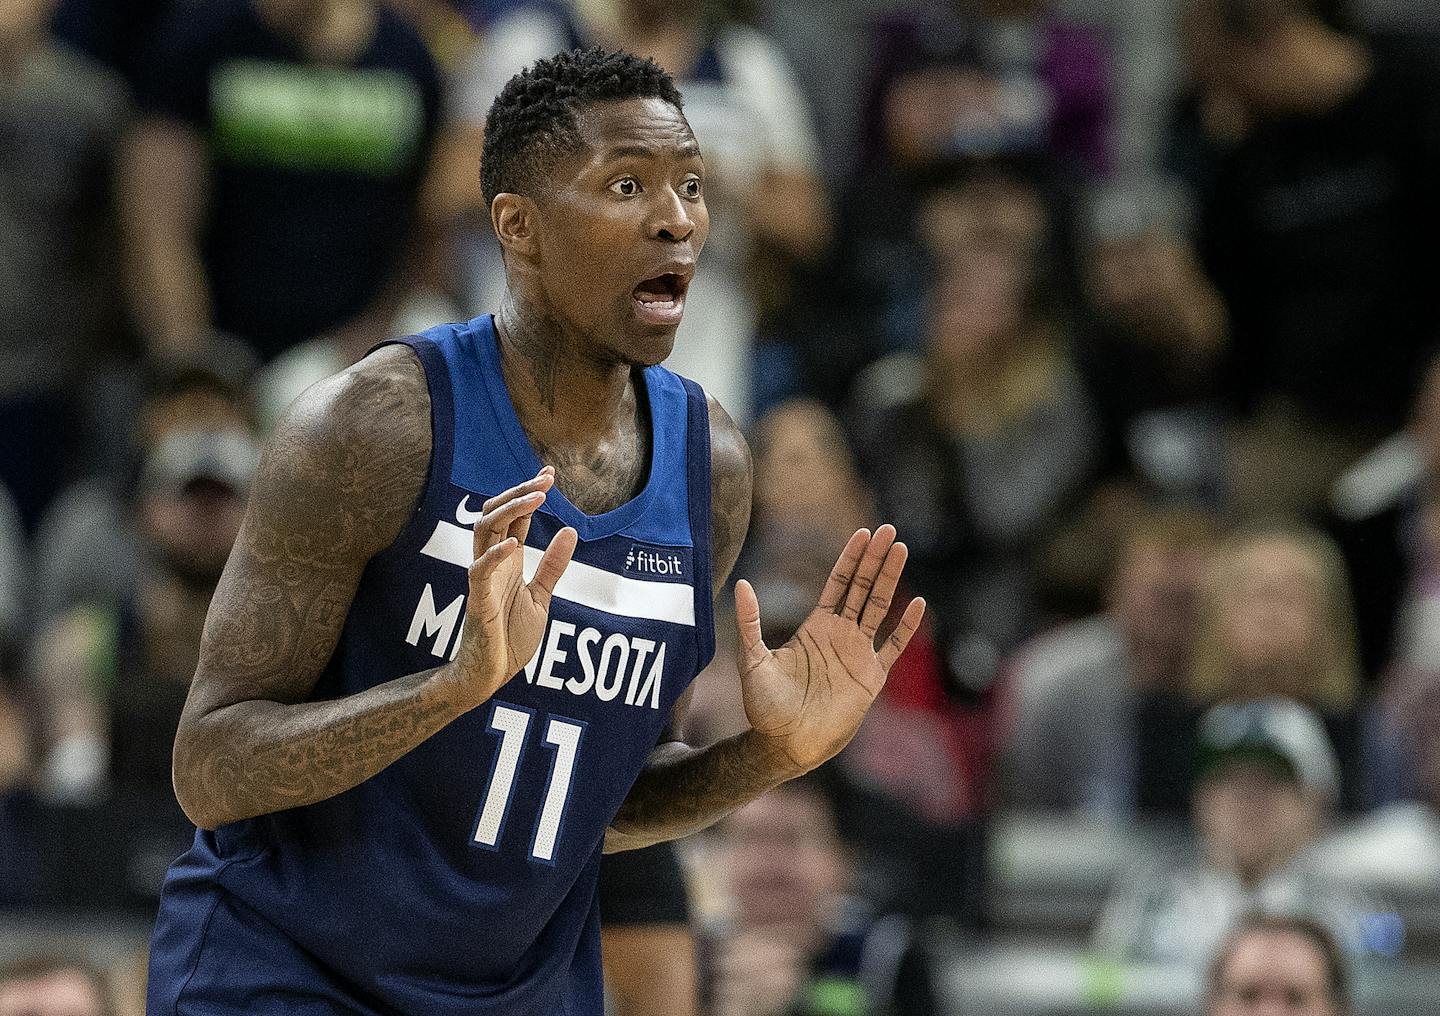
[456,495,484,526]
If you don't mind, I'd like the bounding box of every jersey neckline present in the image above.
[472,314,667,541]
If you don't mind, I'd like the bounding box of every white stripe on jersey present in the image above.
[418,520,696,627]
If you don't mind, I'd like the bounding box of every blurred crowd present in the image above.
[3,0,1440,1013]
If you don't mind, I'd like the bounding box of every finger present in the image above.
[734,580,768,667]
[506,495,542,548]
[877,597,926,672]
[526,526,578,607]
[467,537,519,585]
[479,467,554,513]
[472,491,545,559]
[859,541,909,638]
[840,524,896,622]
[816,529,870,612]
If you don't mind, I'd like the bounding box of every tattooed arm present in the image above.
[605,399,925,852]
[173,345,576,830]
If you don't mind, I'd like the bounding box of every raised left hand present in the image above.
[734,525,926,777]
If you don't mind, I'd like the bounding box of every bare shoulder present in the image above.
[259,342,432,562]
[706,395,752,591]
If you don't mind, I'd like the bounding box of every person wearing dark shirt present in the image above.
[1191,0,1440,515]
[119,0,442,362]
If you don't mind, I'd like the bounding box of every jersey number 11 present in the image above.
[472,702,585,863]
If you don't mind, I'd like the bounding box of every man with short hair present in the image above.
[1207,915,1351,1016]
[1094,698,1384,963]
[146,47,925,1016]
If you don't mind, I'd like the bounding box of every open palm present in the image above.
[736,526,926,775]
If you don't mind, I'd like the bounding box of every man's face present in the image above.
[1196,762,1319,880]
[720,789,849,942]
[1111,538,1208,675]
[529,97,709,367]
[1210,929,1341,1016]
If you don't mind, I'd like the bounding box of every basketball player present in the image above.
[146,48,925,1015]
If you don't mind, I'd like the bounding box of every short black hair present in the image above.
[481,47,685,208]
[1207,915,1352,1013]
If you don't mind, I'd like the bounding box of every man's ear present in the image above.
[491,192,540,261]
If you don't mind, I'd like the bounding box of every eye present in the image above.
[609,177,640,196]
[681,177,702,199]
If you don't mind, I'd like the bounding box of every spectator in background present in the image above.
[859,0,1114,176]
[0,956,114,1016]
[1074,177,1229,506]
[1189,0,1440,517]
[1190,526,1365,803]
[853,247,1099,689]
[705,773,938,1016]
[119,0,443,363]
[29,373,259,809]
[1206,915,1352,1016]
[0,0,129,531]
[32,359,255,625]
[1094,698,1387,965]
[1003,509,1216,819]
[443,0,828,423]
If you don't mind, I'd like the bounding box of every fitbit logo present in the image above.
[624,546,685,578]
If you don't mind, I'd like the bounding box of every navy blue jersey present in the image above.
[148,315,715,1015]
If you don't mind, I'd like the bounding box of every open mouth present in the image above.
[631,272,690,325]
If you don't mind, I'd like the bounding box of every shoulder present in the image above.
[259,343,431,555]
[705,395,752,587]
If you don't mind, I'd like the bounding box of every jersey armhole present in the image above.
[365,336,458,564]
[681,378,716,670]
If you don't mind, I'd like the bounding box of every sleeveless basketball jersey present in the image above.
[148,315,715,1016]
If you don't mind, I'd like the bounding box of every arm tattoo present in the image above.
[173,345,465,829]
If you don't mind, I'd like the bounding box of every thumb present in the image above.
[734,580,768,668]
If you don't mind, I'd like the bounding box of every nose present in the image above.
[651,187,695,244]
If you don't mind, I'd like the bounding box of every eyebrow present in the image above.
[603,141,703,161]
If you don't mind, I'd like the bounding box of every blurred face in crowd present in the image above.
[1215,537,1327,693]
[139,388,256,586]
[753,401,869,541]
[918,172,1048,266]
[0,968,107,1016]
[1195,761,1321,884]
[1110,534,1209,686]
[720,786,850,946]
[926,251,1029,376]
[1209,927,1342,1016]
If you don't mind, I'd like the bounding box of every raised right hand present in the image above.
[444,467,578,708]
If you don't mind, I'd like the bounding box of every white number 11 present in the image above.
[472,704,586,863]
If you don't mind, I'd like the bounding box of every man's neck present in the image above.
[495,292,637,451]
